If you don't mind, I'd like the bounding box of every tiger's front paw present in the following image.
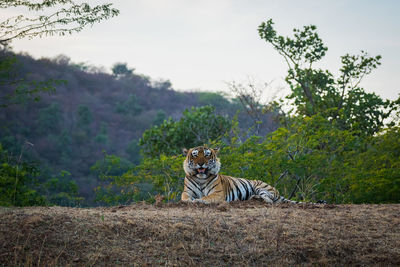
[192,199,210,204]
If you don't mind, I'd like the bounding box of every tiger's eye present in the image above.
[191,149,199,157]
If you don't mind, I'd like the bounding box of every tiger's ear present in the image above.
[213,147,220,155]
[182,148,188,156]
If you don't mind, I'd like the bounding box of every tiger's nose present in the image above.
[196,162,206,168]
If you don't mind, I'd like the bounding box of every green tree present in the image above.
[91,152,136,205]
[0,143,46,206]
[41,170,83,207]
[112,63,134,77]
[258,19,394,136]
[73,105,93,144]
[197,92,234,113]
[212,116,342,203]
[92,152,184,205]
[125,139,141,164]
[346,127,400,203]
[153,79,172,90]
[115,94,142,116]
[77,105,93,127]
[94,122,109,145]
[140,105,232,156]
[0,52,64,107]
[153,109,166,126]
[56,130,72,164]
[252,19,400,203]
[38,103,62,133]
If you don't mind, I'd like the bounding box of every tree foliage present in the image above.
[152,109,167,126]
[0,143,82,206]
[0,0,119,107]
[112,63,134,77]
[0,1,119,207]
[40,170,83,206]
[76,105,92,127]
[0,143,45,206]
[103,19,399,205]
[0,0,119,45]
[38,102,62,133]
[139,105,232,157]
[346,127,400,203]
[115,94,142,116]
[258,19,394,136]
[91,152,137,205]
[92,152,184,205]
[0,51,64,107]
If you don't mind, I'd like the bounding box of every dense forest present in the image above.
[0,50,278,206]
[1,1,399,207]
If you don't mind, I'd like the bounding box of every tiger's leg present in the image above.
[181,190,191,202]
[192,181,225,204]
[193,191,225,204]
[250,180,280,203]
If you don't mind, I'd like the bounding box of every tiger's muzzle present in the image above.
[197,168,207,174]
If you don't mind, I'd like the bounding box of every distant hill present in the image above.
[0,52,277,205]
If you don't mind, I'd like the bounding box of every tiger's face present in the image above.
[183,146,221,179]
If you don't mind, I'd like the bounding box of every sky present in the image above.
[3,0,400,100]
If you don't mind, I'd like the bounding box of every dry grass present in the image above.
[1,201,399,266]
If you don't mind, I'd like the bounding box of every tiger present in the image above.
[181,145,305,204]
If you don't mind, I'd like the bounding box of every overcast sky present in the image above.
[4,0,400,100]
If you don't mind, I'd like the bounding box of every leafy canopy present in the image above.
[258,19,393,136]
[112,63,135,77]
[140,105,232,157]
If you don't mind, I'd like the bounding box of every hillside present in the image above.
[1,202,399,266]
[0,52,277,205]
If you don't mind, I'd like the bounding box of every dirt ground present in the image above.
[1,201,399,266]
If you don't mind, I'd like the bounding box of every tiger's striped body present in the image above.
[181,146,299,204]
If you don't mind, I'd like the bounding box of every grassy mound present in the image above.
[1,201,399,266]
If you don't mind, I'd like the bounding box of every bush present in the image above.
[140,105,232,157]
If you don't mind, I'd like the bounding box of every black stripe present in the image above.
[249,181,256,195]
[207,182,219,194]
[186,176,202,192]
[185,178,200,198]
[243,180,253,199]
[238,179,250,200]
[204,175,218,189]
[260,184,269,189]
[186,185,199,198]
[234,181,242,200]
